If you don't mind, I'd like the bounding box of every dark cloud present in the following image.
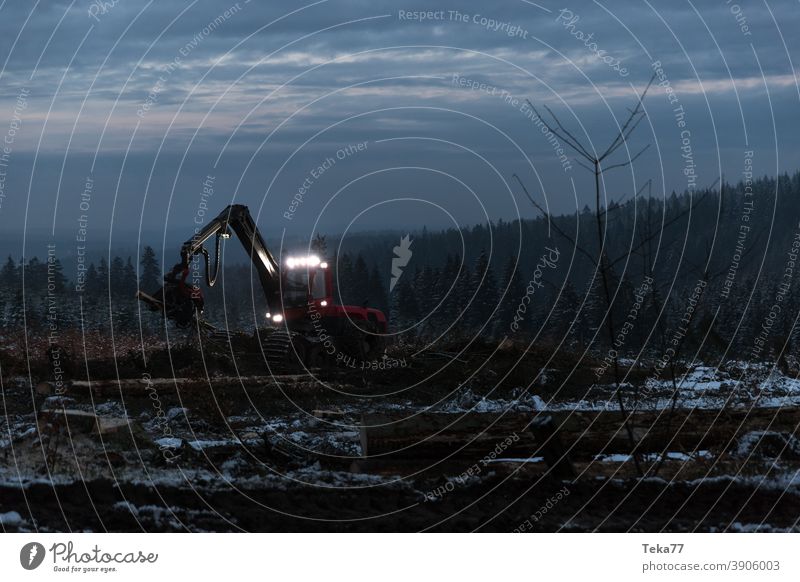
[0,0,797,240]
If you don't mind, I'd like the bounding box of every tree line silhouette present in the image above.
[2,170,800,365]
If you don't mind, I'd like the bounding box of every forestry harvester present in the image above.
[138,204,387,368]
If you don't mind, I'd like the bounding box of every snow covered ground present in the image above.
[2,360,800,532]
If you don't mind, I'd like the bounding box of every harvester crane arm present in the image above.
[138,204,282,326]
[182,204,281,313]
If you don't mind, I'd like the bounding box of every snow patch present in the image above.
[187,439,239,451]
[155,437,183,449]
[166,407,188,422]
[0,511,22,525]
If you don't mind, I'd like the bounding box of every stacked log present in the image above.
[40,375,323,396]
[360,412,574,477]
[360,406,800,460]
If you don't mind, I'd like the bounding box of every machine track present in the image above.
[260,330,305,372]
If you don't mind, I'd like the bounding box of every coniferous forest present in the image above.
[3,171,800,368]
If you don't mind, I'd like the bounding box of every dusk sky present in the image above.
[0,0,797,247]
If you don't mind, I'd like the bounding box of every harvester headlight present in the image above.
[320,300,328,307]
[272,314,284,323]
[286,255,320,269]
[320,262,328,269]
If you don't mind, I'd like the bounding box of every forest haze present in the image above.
[1,170,799,367]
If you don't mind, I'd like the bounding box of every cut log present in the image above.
[312,409,346,420]
[95,417,133,435]
[38,408,98,433]
[555,407,800,456]
[37,408,132,435]
[360,412,574,478]
[62,375,321,396]
[360,407,800,460]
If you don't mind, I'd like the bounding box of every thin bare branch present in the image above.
[512,174,598,267]
[600,73,656,161]
[526,99,594,160]
[542,104,596,161]
[574,157,595,173]
[607,189,711,270]
[599,178,651,218]
[602,111,648,160]
[600,144,651,173]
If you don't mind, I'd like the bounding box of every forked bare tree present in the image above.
[519,76,657,475]
[517,78,745,477]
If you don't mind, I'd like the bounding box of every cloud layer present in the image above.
[0,0,797,242]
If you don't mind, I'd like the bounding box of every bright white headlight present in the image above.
[286,255,321,268]
[272,314,284,323]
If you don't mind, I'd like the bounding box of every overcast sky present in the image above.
[0,0,797,251]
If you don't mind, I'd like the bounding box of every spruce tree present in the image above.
[110,256,126,298]
[0,256,17,292]
[310,234,327,255]
[367,264,388,314]
[394,277,419,329]
[96,258,109,299]
[139,246,161,292]
[497,256,526,336]
[415,264,437,316]
[352,254,370,306]
[123,257,137,297]
[469,250,497,331]
[85,263,100,299]
[335,253,353,306]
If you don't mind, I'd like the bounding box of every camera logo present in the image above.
[20,542,46,570]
